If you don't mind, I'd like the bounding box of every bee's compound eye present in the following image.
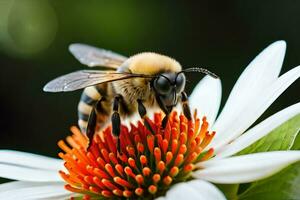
[154,76,172,95]
[175,73,186,93]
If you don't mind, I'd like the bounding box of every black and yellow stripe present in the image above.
[77,86,102,132]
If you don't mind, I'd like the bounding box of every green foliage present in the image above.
[216,184,239,200]
[291,130,300,150]
[237,114,300,155]
[217,114,300,200]
[238,161,300,200]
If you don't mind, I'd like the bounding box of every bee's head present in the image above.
[152,72,186,107]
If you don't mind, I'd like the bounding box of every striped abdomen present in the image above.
[77,86,103,132]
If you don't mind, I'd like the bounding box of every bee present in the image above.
[44,44,218,151]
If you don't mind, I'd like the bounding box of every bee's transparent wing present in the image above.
[69,44,127,69]
[43,70,150,92]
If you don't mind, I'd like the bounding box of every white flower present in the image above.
[0,41,300,200]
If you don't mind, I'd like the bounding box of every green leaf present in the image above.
[237,114,300,155]
[238,161,300,200]
[216,184,239,200]
[291,131,300,150]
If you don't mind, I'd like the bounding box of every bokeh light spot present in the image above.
[1,0,57,57]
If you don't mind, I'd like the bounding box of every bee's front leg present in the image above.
[86,100,102,150]
[155,95,171,129]
[181,91,192,121]
[111,95,122,153]
[137,99,155,134]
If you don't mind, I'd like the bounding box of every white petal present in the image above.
[0,150,63,170]
[0,182,71,200]
[212,41,286,143]
[0,181,65,192]
[210,65,300,150]
[193,151,300,184]
[0,181,40,192]
[189,75,222,125]
[156,180,226,200]
[215,102,300,158]
[0,163,63,182]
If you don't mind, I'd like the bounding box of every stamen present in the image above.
[105,164,116,177]
[113,189,123,197]
[163,176,173,185]
[137,142,145,153]
[142,167,151,177]
[171,139,178,155]
[152,173,161,183]
[156,161,164,175]
[124,166,136,179]
[115,164,125,177]
[148,185,157,194]
[169,166,179,177]
[59,111,216,199]
[123,190,132,198]
[147,135,155,153]
[135,174,144,185]
[165,151,173,166]
[101,190,113,198]
[162,139,169,154]
[154,147,161,163]
[140,155,148,166]
[114,177,133,188]
[135,188,144,196]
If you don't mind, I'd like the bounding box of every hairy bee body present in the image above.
[78,52,181,132]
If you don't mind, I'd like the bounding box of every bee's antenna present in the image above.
[180,67,219,79]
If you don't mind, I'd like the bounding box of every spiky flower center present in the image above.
[58,111,215,199]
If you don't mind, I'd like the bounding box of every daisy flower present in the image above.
[0,41,300,200]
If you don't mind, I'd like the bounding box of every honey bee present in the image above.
[44,44,218,151]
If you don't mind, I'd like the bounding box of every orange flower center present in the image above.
[58,111,215,199]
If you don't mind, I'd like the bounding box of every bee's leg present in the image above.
[155,95,170,129]
[137,99,155,134]
[181,91,192,121]
[86,100,101,150]
[111,95,122,152]
[162,105,176,129]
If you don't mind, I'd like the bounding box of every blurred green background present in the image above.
[0,0,299,158]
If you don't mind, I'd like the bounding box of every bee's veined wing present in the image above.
[69,44,127,68]
[43,70,149,92]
